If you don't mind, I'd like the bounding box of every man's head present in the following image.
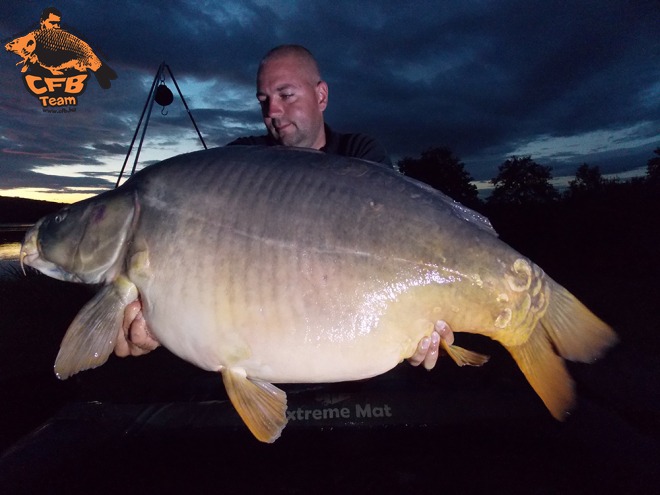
[40,7,62,29]
[256,45,329,149]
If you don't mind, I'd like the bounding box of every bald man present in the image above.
[228,44,392,164]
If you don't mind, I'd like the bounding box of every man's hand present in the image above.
[115,299,161,357]
[407,320,454,370]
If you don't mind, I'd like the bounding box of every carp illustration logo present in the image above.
[5,7,117,109]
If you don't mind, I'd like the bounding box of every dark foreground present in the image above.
[1,336,658,495]
[1,192,659,494]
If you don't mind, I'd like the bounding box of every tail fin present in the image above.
[542,282,618,363]
[507,281,617,420]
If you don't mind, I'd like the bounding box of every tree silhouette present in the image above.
[566,163,612,198]
[398,147,480,207]
[647,147,660,185]
[487,156,559,206]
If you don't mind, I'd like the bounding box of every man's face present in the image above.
[41,14,61,29]
[256,54,328,149]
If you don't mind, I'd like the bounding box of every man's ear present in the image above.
[317,81,329,110]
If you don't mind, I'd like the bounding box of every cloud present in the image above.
[1,0,658,200]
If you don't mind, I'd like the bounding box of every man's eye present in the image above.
[281,93,294,100]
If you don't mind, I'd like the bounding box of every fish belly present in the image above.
[137,234,448,383]
[126,147,514,383]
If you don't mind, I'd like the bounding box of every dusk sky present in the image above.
[1,0,658,203]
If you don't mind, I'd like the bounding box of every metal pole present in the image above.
[115,62,207,186]
[165,64,208,150]
[129,73,161,177]
[115,62,164,188]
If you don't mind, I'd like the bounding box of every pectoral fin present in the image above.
[54,276,138,380]
[221,368,288,443]
[441,340,490,367]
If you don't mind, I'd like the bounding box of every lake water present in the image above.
[0,244,22,280]
[0,242,21,261]
[0,224,30,258]
[0,225,27,279]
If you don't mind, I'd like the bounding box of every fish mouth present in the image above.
[19,219,83,283]
[19,227,40,275]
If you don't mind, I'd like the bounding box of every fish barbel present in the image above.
[20,146,616,442]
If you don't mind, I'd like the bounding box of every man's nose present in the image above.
[264,99,283,118]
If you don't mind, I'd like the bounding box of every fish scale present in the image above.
[20,146,617,442]
[35,29,95,56]
[27,28,103,72]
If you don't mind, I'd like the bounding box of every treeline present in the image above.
[399,147,660,308]
[398,146,660,212]
[0,196,64,224]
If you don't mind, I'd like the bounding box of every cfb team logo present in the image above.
[4,7,117,110]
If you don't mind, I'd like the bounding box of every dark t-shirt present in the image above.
[227,124,392,166]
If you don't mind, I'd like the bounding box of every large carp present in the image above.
[21,146,616,442]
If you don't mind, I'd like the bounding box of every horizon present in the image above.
[0,160,650,205]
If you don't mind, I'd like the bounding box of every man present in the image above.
[228,45,391,165]
[116,45,450,369]
[39,7,62,30]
